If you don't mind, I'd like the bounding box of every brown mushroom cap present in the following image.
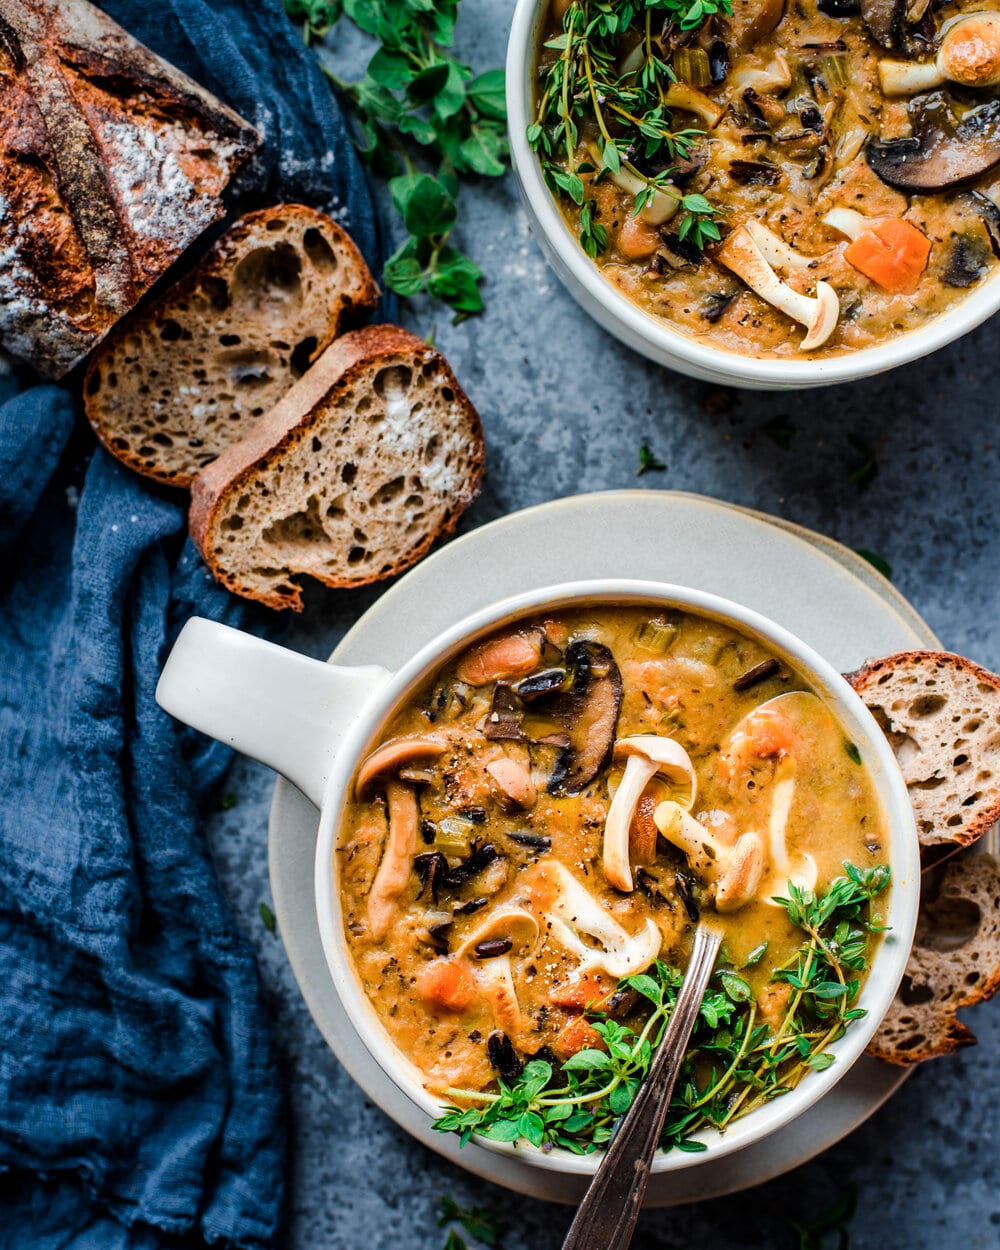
[355,735,446,796]
[861,0,906,49]
[547,641,623,795]
[867,93,1000,192]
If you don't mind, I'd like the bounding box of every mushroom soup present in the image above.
[338,606,892,1152]
[530,0,1000,358]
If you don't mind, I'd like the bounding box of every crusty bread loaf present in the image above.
[869,852,1000,1064]
[0,0,258,377]
[189,325,485,610]
[847,651,1000,863]
[83,205,378,487]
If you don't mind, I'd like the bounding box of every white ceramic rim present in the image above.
[505,0,1000,389]
[313,578,920,1176]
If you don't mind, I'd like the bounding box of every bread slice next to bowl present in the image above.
[84,205,378,488]
[847,650,1000,864]
[189,325,485,610]
[850,651,1000,1063]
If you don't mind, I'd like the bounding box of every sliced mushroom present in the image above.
[867,0,936,48]
[879,13,1000,96]
[459,908,539,1040]
[822,207,872,240]
[455,630,542,685]
[745,220,816,271]
[867,93,1000,192]
[585,143,679,224]
[716,226,839,351]
[541,861,661,978]
[731,53,792,94]
[472,956,524,1039]
[602,736,697,892]
[454,906,540,960]
[729,0,787,49]
[762,754,818,902]
[485,755,537,808]
[483,683,526,741]
[722,691,837,902]
[653,801,765,913]
[546,640,623,795]
[861,0,906,49]
[663,80,725,128]
[355,734,446,796]
[368,780,420,941]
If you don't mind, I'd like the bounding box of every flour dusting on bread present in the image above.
[189,325,484,609]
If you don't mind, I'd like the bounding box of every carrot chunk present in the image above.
[417,958,475,1013]
[549,976,610,1011]
[744,708,796,758]
[843,219,931,295]
[554,1016,605,1059]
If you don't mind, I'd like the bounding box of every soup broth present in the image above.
[531,0,1000,359]
[338,605,890,1149]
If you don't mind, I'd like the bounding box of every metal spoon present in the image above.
[560,923,723,1250]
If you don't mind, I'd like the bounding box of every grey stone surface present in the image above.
[203,3,1000,1245]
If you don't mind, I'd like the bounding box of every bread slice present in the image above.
[847,651,1000,863]
[869,852,1000,1064]
[84,205,378,487]
[189,325,485,610]
[0,0,258,378]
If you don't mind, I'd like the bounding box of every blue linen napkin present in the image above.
[0,2,385,1245]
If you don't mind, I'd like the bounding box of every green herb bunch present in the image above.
[284,0,508,316]
[434,863,889,1154]
[530,0,732,258]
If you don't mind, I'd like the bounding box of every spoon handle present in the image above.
[560,924,723,1250]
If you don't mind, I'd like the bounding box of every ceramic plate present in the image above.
[268,490,940,1205]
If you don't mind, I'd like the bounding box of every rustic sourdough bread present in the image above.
[870,852,1000,1064]
[189,325,484,609]
[847,651,1000,863]
[0,0,258,377]
[84,205,378,487]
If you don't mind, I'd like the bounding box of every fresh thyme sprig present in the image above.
[530,0,731,258]
[433,863,889,1154]
[284,0,507,316]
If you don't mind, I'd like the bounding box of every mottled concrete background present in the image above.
[204,3,1000,1245]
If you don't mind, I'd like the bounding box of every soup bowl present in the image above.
[506,0,1000,391]
[156,580,920,1176]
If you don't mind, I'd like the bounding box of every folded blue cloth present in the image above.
[0,2,384,1245]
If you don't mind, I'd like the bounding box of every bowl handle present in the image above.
[156,617,391,808]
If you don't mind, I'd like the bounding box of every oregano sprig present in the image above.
[433,863,889,1155]
[284,0,508,316]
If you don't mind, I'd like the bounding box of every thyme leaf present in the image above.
[531,0,731,261]
[433,864,889,1155]
[637,444,667,475]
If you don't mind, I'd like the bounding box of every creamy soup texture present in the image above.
[338,606,890,1147]
[532,0,1000,358]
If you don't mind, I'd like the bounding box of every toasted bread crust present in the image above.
[84,204,379,487]
[847,650,1000,859]
[189,324,485,609]
[0,0,258,377]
